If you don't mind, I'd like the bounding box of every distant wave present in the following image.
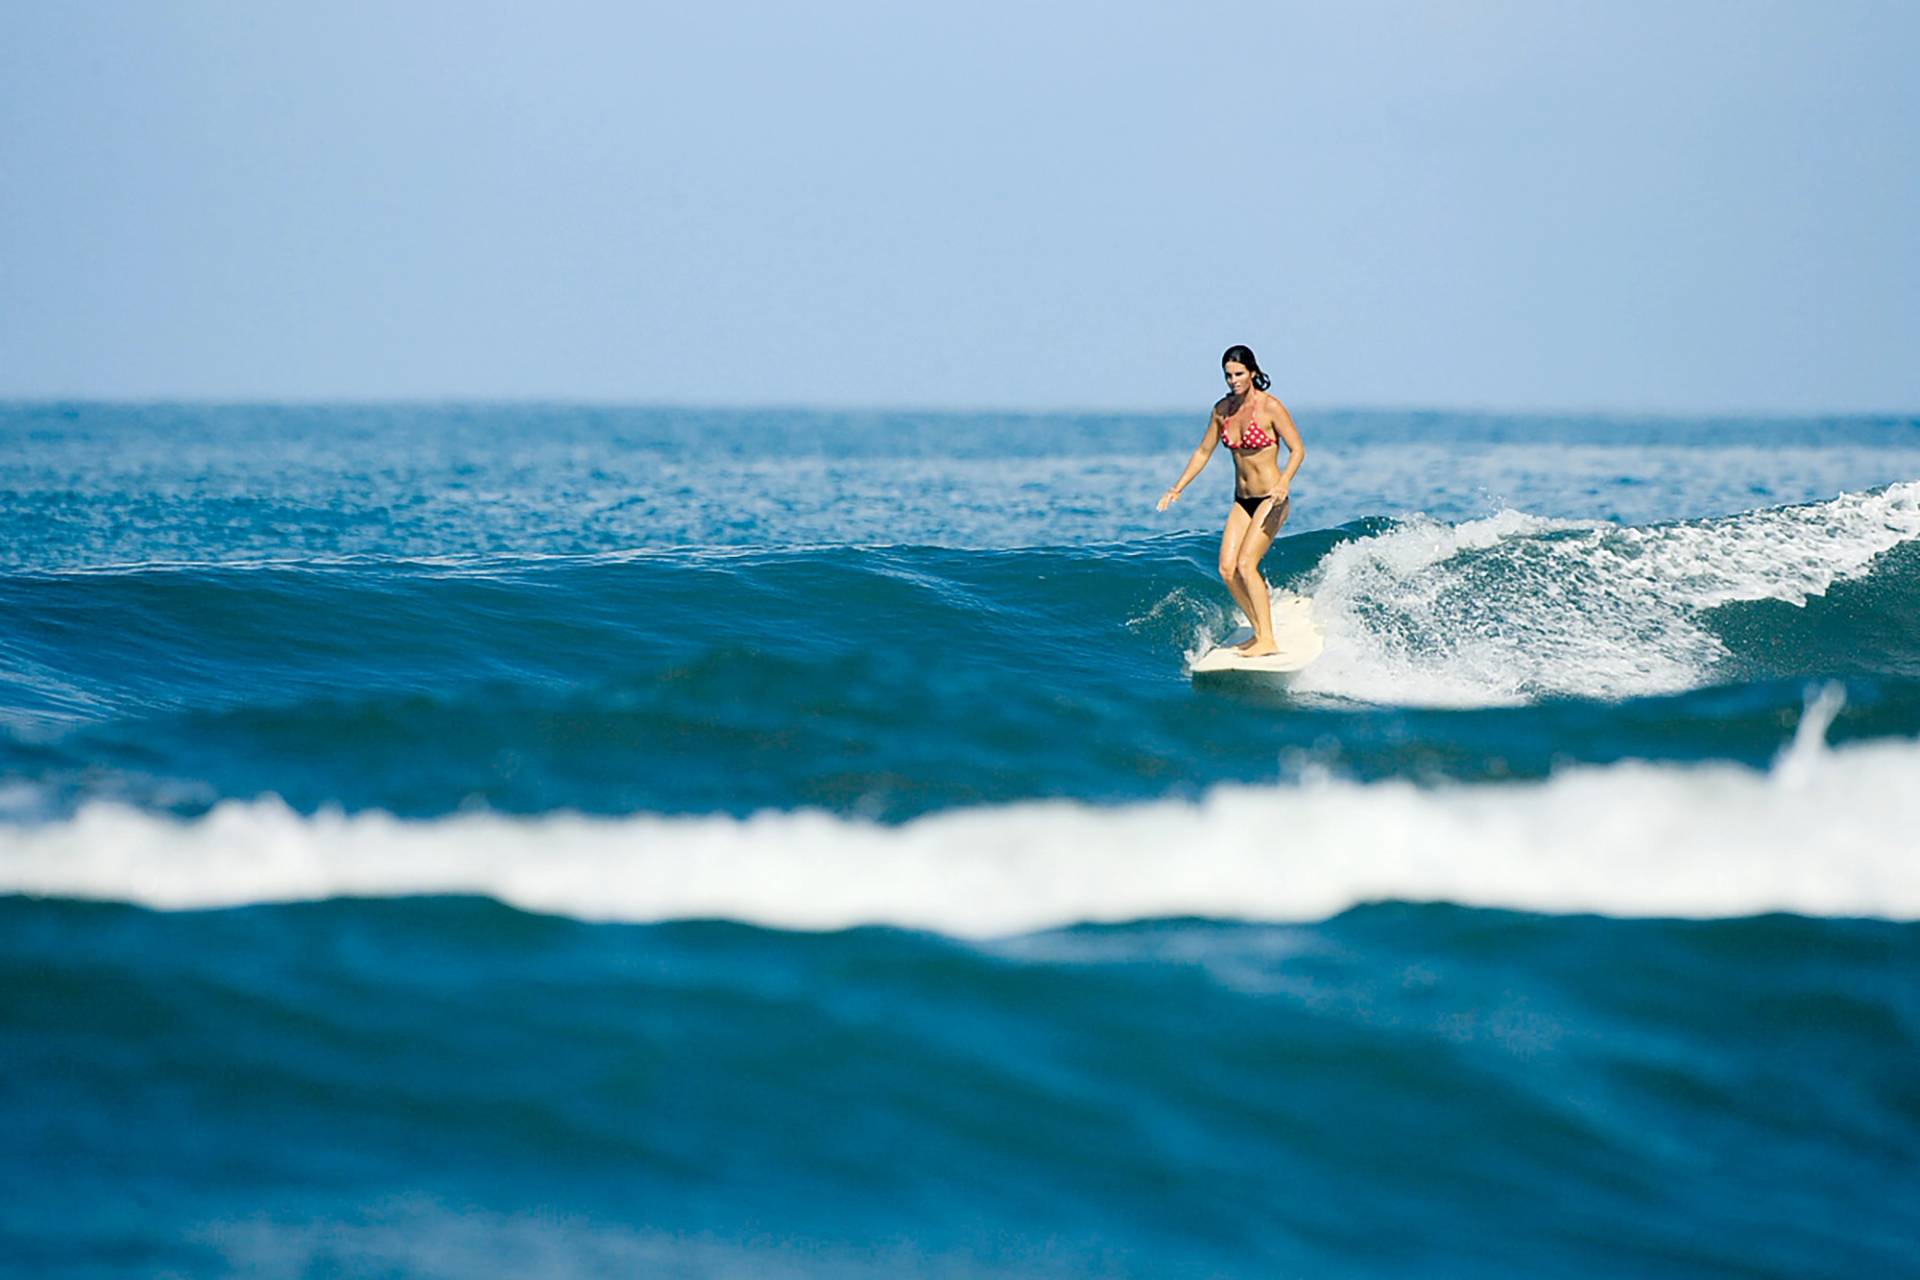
[6,690,1916,932]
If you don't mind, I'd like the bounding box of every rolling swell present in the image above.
[5,487,1920,820]
[4,895,1916,1276]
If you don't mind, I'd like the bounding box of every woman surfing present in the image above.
[1157,345,1306,657]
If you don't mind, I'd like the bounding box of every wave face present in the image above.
[5,483,1920,823]
[1296,481,1920,704]
[7,403,1920,1276]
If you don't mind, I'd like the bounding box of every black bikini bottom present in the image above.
[1235,494,1285,517]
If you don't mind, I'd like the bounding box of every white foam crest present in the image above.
[4,726,1918,935]
[1292,482,1920,706]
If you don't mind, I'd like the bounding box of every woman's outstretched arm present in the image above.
[1158,411,1223,510]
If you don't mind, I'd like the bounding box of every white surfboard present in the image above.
[1190,593,1324,676]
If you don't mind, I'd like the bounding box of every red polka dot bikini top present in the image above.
[1222,400,1274,451]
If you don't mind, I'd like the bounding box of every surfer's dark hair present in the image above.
[1221,344,1271,392]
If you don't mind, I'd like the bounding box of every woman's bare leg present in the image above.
[1232,498,1291,656]
[1218,504,1258,638]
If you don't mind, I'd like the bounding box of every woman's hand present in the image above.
[1254,481,1292,533]
[1157,487,1181,511]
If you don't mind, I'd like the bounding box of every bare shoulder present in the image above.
[1260,390,1295,420]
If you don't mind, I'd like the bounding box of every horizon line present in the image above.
[4,395,1917,423]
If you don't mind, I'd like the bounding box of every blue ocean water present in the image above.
[4,402,1920,1276]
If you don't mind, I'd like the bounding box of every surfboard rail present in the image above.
[1190,593,1323,676]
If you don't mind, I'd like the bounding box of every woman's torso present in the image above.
[1218,392,1285,498]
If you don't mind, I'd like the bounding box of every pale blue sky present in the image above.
[2,1,1915,411]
